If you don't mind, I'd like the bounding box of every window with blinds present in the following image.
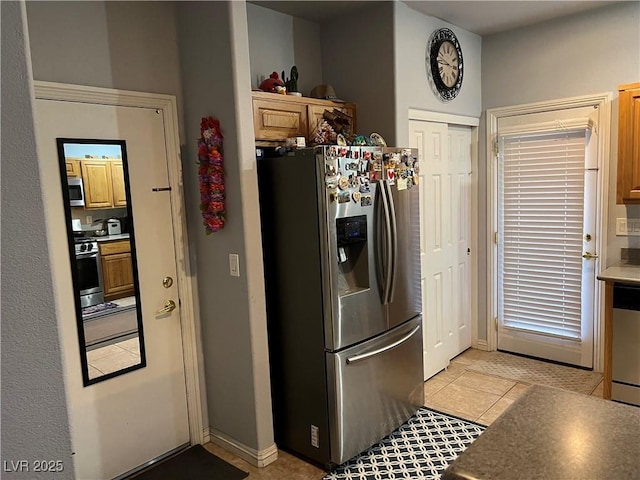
[498,130,587,341]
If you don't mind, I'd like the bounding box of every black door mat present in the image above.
[132,445,249,480]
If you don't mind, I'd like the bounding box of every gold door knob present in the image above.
[582,252,599,259]
[157,299,177,314]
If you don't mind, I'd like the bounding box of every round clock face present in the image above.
[427,28,464,102]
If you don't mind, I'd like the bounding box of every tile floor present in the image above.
[203,347,605,480]
[86,337,141,379]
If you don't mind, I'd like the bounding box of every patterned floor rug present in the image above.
[322,408,484,480]
[467,351,602,395]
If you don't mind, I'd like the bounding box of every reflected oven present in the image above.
[75,239,104,308]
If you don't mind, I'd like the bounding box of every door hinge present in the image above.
[493,141,499,156]
[494,317,499,331]
[494,232,499,244]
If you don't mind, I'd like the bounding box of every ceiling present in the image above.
[250,1,619,35]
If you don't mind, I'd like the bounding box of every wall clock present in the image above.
[426,28,464,102]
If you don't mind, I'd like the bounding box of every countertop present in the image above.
[93,233,130,242]
[442,384,640,480]
[598,262,640,285]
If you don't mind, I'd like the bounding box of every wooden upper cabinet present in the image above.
[252,91,357,145]
[253,96,308,142]
[111,160,127,207]
[307,103,356,141]
[617,82,640,204]
[81,160,114,209]
[65,158,81,177]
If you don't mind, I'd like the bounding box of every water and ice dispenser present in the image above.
[336,215,369,295]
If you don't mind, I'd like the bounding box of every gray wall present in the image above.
[394,1,482,146]
[1,1,74,478]
[176,1,274,452]
[25,0,274,456]
[247,2,323,95]
[478,1,640,341]
[321,1,397,144]
[26,1,185,140]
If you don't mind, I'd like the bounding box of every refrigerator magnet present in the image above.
[397,177,408,191]
[359,177,371,193]
[387,168,396,185]
[338,176,349,190]
[352,191,362,203]
[364,151,372,161]
[361,195,372,207]
[369,170,381,182]
[338,192,351,203]
[325,174,338,189]
[413,174,419,185]
[339,147,348,157]
[348,174,358,188]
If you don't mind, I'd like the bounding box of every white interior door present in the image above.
[35,99,190,479]
[410,120,472,380]
[495,106,599,368]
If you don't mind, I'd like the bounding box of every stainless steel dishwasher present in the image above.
[612,283,640,406]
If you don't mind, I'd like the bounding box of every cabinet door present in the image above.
[307,104,356,139]
[66,159,81,177]
[617,83,640,204]
[111,160,127,207]
[102,252,134,301]
[253,98,308,141]
[81,160,113,209]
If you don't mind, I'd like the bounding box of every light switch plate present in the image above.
[229,254,240,277]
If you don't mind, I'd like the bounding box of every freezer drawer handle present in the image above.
[346,325,420,364]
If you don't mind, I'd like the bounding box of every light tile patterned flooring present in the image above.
[86,337,141,379]
[204,347,605,479]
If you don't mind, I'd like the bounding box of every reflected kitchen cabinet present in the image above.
[81,159,128,209]
[100,239,135,301]
[81,160,114,208]
[111,160,127,207]
[65,158,81,177]
[617,82,640,204]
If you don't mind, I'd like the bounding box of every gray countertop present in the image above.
[598,262,640,285]
[442,384,640,480]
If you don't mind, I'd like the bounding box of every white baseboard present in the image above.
[473,339,489,351]
[205,427,278,468]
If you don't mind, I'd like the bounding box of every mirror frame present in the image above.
[56,138,146,386]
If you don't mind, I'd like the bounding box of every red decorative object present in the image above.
[198,116,225,234]
[259,71,285,93]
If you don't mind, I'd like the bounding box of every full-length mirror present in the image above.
[57,139,146,385]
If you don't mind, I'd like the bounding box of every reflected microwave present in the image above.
[68,177,85,207]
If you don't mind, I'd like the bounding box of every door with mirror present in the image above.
[35,97,190,479]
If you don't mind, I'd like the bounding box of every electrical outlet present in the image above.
[311,425,319,448]
[86,215,93,225]
[229,254,240,277]
[616,218,640,236]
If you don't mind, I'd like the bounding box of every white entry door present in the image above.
[495,106,599,368]
[410,120,472,380]
[35,97,190,479]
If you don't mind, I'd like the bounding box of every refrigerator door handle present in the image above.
[346,325,421,364]
[379,180,393,304]
[385,180,398,303]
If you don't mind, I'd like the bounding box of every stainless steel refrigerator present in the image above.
[257,145,423,469]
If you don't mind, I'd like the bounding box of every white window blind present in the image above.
[498,129,588,341]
